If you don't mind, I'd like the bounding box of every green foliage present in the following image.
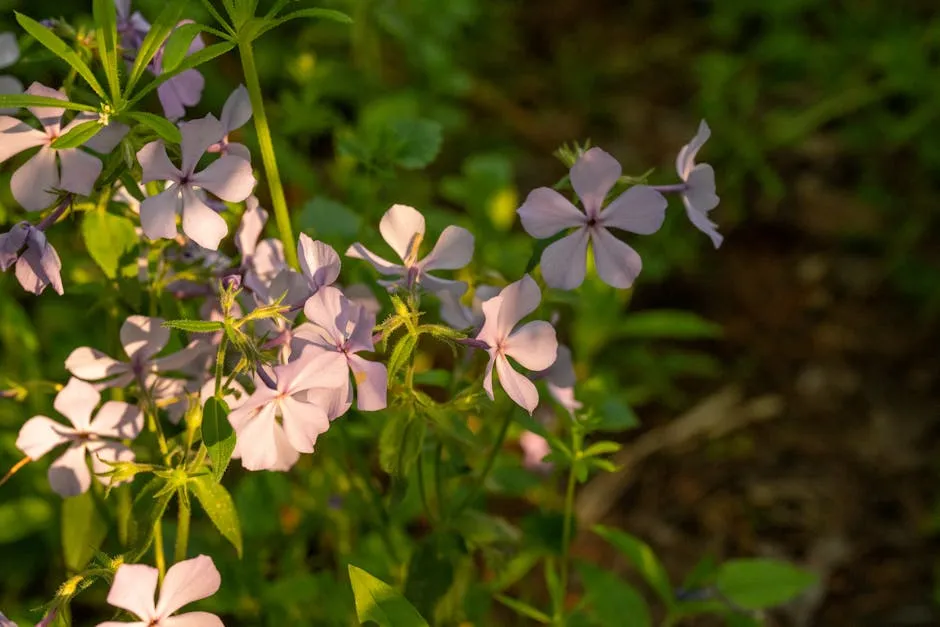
[348,564,430,627]
[61,492,107,572]
[190,473,243,558]
[0,496,52,544]
[82,210,138,279]
[201,397,235,482]
[715,558,818,610]
[576,562,651,627]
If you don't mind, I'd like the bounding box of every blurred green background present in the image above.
[1,0,939,625]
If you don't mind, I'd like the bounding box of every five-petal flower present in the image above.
[676,120,722,248]
[208,85,252,162]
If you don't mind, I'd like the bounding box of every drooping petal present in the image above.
[419,225,474,271]
[516,187,585,238]
[220,84,252,132]
[57,148,102,197]
[15,228,63,295]
[539,227,589,290]
[345,242,403,275]
[520,430,553,472]
[438,290,475,329]
[65,347,129,381]
[137,141,181,183]
[140,186,181,241]
[541,344,576,389]
[0,32,20,69]
[495,274,541,340]
[683,195,723,249]
[0,116,47,163]
[87,441,135,486]
[161,612,225,627]
[11,146,59,211]
[683,164,722,248]
[88,401,143,440]
[676,120,711,181]
[25,82,65,135]
[590,227,642,289]
[379,203,425,261]
[47,444,91,497]
[481,351,497,401]
[16,416,73,460]
[180,186,228,250]
[54,378,101,431]
[179,115,223,176]
[190,154,255,202]
[298,235,341,291]
[0,222,29,271]
[418,273,468,297]
[570,147,621,217]
[155,554,221,618]
[236,196,265,257]
[504,320,558,371]
[547,382,582,417]
[106,563,159,620]
[347,354,388,411]
[121,315,170,362]
[157,69,205,123]
[279,396,329,453]
[495,355,539,414]
[598,185,667,235]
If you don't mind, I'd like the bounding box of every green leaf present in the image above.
[62,492,108,572]
[0,94,97,112]
[128,112,183,144]
[348,564,430,627]
[254,8,353,39]
[125,0,187,96]
[0,496,53,544]
[404,535,457,619]
[190,473,243,558]
[389,119,443,170]
[128,477,174,559]
[577,562,651,627]
[15,12,107,100]
[715,558,817,610]
[128,42,237,108]
[50,120,103,149]
[93,0,121,100]
[494,595,551,624]
[162,319,226,333]
[379,412,425,478]
[616,310,722,340]
[162,23,208,73]
[299,197,362,240]
[82,210,138,279]
[582,441,621,458]
[593,526,675,608]
[201,397,235,482]
[387,333,418,382]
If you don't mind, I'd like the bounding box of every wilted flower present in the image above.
[150,22,205,121]
[0,32,23,114]
[347,203,474,295]
[235,196,286,294]
[98,554,223,627]
[0,83,105,210]
[115,0,150,52]
[475,275,558,414]
[517,148,667,290]
[15,378,143,497]
[0,222,63,295]
[228,347,348,471]
[137,115,256,249]
[676,120,722,248]
[208,85,252,161]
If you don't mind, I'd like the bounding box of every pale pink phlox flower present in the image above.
[475,275,558,414]
[137,115,256,250]
[227,346,349,471]
[150,22,205,122]
[676,120,722,248]
[517,147,667,290]
[535,344,582,417]
[347,204,474,296]
[15,378,143,497]
[0,222,63,295]
[249,268,310,364]
[520,429,553,474]
[208,85,252,162]
[438,284,500,330]
[235,196,285,294]
[298,233,341,299]
[96,554,223,627]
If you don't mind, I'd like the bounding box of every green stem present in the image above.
[416,449,434,523]
[555,434,579,622]
[174,489,191,564]
[153,518,166,584]
[214,335,228,398]
[237,39,299,269]
[433,442,445,520]
[450,406,513,519]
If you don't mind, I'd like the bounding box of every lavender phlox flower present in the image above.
[115,0,150,52]
[249,268,310,364]
[235,196,285,294]
[208,84,252,161]
[0,221,63,295]
[517,148,667,290]
[0,83,107,210]
[675,120,722,248]
[439,284,500,330]
[0,32,23,114]
[344,283,382,317]
[347,203,474,296]
[227,345,349,471]
[97,554,223,627]
[15,378,143,497]
[137,115,256,250]
[474,274,558,414]
[150,21,205,121]
[534,344,582,417]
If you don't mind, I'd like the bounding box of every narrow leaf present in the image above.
[93,0,121,100]
[255,8,352,39]
[128,477,174,558]
[715,558,817,610]
[348,564,430,627]
[190,473,243,558]
[161,23,207,73]
[594,525,675,608]
[201,397,235,481]
[15,12,107,100]
[82,210,138,278]
[494,595,551,624]
[125,0,187,96]
[0,95,97,112]
[50,120,102,149]
[162,319,226,333]
[128,42,236,108]
[128,112,183,144]
[387,333,418,381]
[62,491,108,572]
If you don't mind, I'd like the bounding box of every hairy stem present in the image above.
[237,40,299,269]
[153,518,166,584]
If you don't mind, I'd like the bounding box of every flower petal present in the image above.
[84,120,129,154]
[303,285,349,344]
[54,378,101,431]
[161,612,225,627]
[247,239,286,291]
[570,147,621,217]
[137,141,181,183]
[419,273,468,297]
[482,350,496,401]
[676,120,711,180]
[419,225,474,271]
[57,148,102,197]
[140,186,181,241]
[0,115,47,163]
[234,403,299,471]
[475,293,503,349]
[540,344,576,389]
[277,345,350,395]
[181,186,228,250]
[298,235,341,291]
[15,228,63,295]
[65,347,128,381]
[88,401,143,440]
[236,196,265,257]
[495,355,539,414]
[151,340,210,373]
[598,185,667,235]
[225,142,251,162]
[121,315,170,362]
[155,554,221,618]
[190,154,255,202]
[345,242,403,275]
[590,227,642,289]
[279,396,329,454]
[106,563,158,620]
[16,416,73,460]
[516,187,585,238]
[158,69,205,122]
[539,227,589,290]
[11,146,59,211]
[179,115,223,175]
[25,82,65,135]
[504,320,557,371]
[495,274,541,340]
[379,203,425,261]
[302,384,352,421]
[0,32,20,68]
[220,84,252,132]
[683,195,723,249]
[347,354,388,411]
[48,444,91,497]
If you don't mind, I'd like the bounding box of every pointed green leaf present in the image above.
[127,112,183,144]
[62,491,108,572]
[162,23,208,73]
[387,333,418,382]
[379,412,425,478]
[715,558,817,610]
[162,319,226,333]
[128,477,174,559]
[0,94,97,112]
[125,0,187,96]
[494,594,551,624]
[255,8,352,39]
[93,0,121,100]
[201,397,235,481]
[128,42,236,108]
[49,120,102,149]
[82,210,138,278]
[15,12,107,100]
[348,564,429,627]
[593,525,675,608]
[190,473,243,558]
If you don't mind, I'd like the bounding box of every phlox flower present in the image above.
[0,222,63,295]
[97,554,223,627]
[235,196,285,294]
[520,429,552,473]
[536,344,582,417]
[0,32,23,114]
[676,120,722,248]
[438,284,500,330]
[298,233,341,297]
[208,85,252,161]
[115,0,150,52]
[228,347,349,471]
[137,115,256,250]
[0,83,107,210]
[347,203,474,296]
[475,275,558,414]
[65,315,207,392]
[295,285,389,412]
[150,22,205,121]
[517,148,667,290]
[15,378,143,497]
